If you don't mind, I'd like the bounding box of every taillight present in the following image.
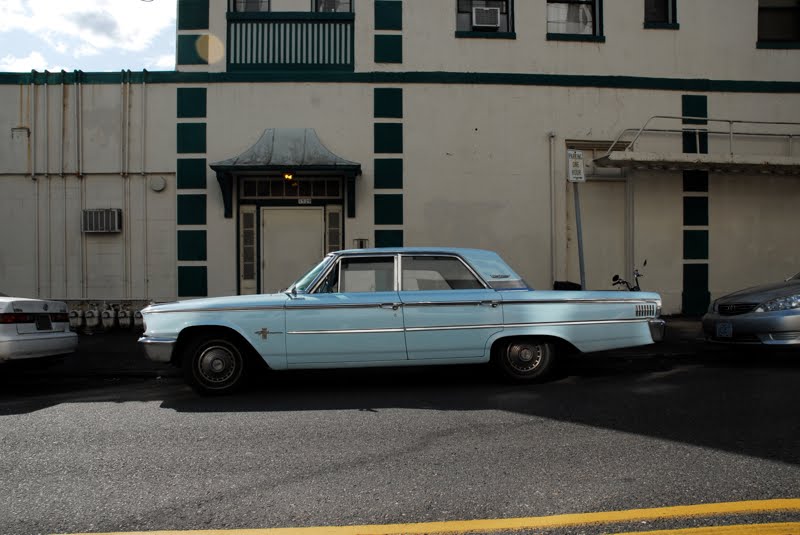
[0,313,36,324]
[51,313,69,322]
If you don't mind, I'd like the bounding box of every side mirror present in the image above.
[612,275,620,282]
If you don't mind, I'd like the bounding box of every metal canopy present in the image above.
[594,151,800,175]
[210,128,362,218]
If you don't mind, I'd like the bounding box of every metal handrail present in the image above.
[604,115,800,157]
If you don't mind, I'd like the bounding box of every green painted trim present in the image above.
[682,94,707,124]
[683,170,708,192]
[177,123,207,154]
[757,41,800,49]
[178,0,209,30]
[178,266,208,297]
[228,63,355,72]
[374,158,403,189]
[546,33,606,43]
[227,12,355,21]
[375,229,403,247]
[682,263,710,315]
[683,197,708,226]
[375,1,402,31]
[177,194,207,225]
[374,88,403,118]
[374,123,403,153]
[375,35,402,63]
[177,35,209,65]
[455,31,517,39]
[374,194,403,225]
[683,230,708,260]
[178,230,208,261]
[644,22,679,30]
[177,158,207,189]
[4,71,800,93]
[177,88,207,118]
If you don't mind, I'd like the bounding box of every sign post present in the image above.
[567,150,587,290]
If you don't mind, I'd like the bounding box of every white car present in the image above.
[0,295,78,362]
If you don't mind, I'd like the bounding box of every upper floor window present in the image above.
[231,0,270,12]
[456,0,514,33]
[758,0,800,43]
[644,0,678,28]
[314,0,353,12]
[547,0,602,38]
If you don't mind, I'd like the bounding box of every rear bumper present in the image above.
[138,336,176,363]
[0,333,79,362]
[648,319,666,342]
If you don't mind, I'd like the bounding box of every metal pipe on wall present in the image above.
[62,71,68,298]
[30,73,40,297]
[141,71,149,299]
[45,73,52,297]
[548,132,557,286]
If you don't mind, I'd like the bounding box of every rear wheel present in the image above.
[495,338,555,382]
[182,335,247,395]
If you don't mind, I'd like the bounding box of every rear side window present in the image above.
[401,256,484,291]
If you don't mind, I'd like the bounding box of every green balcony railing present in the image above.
[227,12,355,71]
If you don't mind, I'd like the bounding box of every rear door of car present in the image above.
[285,254,408,366]
[399,254,503,360]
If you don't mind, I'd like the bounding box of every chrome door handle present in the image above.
[480,301,499,308]
[380,303,401,310]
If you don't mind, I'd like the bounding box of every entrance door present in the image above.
[261,207,325,293]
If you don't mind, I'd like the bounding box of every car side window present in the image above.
[315,257,395,293]
[402,256,484,291]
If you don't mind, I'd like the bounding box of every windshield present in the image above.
[288,256,333,293]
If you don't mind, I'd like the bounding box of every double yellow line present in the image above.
[60,498,800,535]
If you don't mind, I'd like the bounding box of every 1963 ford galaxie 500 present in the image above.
[140,248,665,395]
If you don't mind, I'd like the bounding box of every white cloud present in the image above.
[0,51,49,71]
[0,0,176,54]
[152,53,175,69]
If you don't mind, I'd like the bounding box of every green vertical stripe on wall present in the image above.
[178,230,208,261]
[177,88,207,118]
[374,158,403,189]
[684,230,709,260]
[683,197,708,226]
[177,35,208,65]
[683,170,708,192]
[682,264,710,316]
[374,35,402,63]
[374,88,403,118]
[375,1,403,31]
[374,123,403,153]
[177,158,207,189]
[375,230,403,247]
[178,266,208,297]
[374,194,403,225]
[682,95,708,125]
[177,194,207,225]
[177,0,209,30]
[177,123,207,153]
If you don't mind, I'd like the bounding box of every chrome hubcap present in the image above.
[197,345,238,384]
[506,343,543,373]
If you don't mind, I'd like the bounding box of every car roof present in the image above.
[332,247,493,256]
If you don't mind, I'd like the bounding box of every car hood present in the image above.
[142,293,289,314]
[716,279,800,305]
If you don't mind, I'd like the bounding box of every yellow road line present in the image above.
[58,498,800,535]
[614,521,800,535]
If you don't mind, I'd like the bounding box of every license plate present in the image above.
[35,314,52,331]
[716,321,733,338]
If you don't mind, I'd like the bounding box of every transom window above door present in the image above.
[456,0,514,34]
[241,178,342,199]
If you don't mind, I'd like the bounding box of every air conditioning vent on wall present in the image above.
[82,209,122,233]
[472,7,501,29]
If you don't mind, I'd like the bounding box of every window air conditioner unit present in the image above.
[472,7,501,29]
[82,209,123,233]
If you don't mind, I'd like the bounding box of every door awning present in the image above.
[210,128,362,218]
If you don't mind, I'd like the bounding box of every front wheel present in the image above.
[182,335,247,395]
[495,339,555,382]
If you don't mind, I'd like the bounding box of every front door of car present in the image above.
[399,255,503,360]
[285,255,407,366]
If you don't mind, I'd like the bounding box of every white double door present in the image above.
[260,207,325,294]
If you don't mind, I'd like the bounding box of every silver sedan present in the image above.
[702,274,800,345]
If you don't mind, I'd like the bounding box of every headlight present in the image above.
[755,294,800,312]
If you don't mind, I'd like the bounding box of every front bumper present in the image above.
[702,310,800,345]
[138,336,176,362]
[648,319,666,342]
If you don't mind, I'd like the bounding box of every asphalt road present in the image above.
[0,333,798,535]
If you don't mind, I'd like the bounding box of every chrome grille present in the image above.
[635,304,657,317]
[769,332,800,341]
[718,303,757,316]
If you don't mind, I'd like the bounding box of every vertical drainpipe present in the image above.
[127,70,133,299]
[77,70,87,299]
[141,70,149,299]
[31,71,40,297]
[120,70,128,299]
[45,71,52,298]
[61,71,68,298]
[548,132,557,286]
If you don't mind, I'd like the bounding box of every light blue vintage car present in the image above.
[140,248,665,395]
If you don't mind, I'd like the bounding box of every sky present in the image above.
[0,0,177,73]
